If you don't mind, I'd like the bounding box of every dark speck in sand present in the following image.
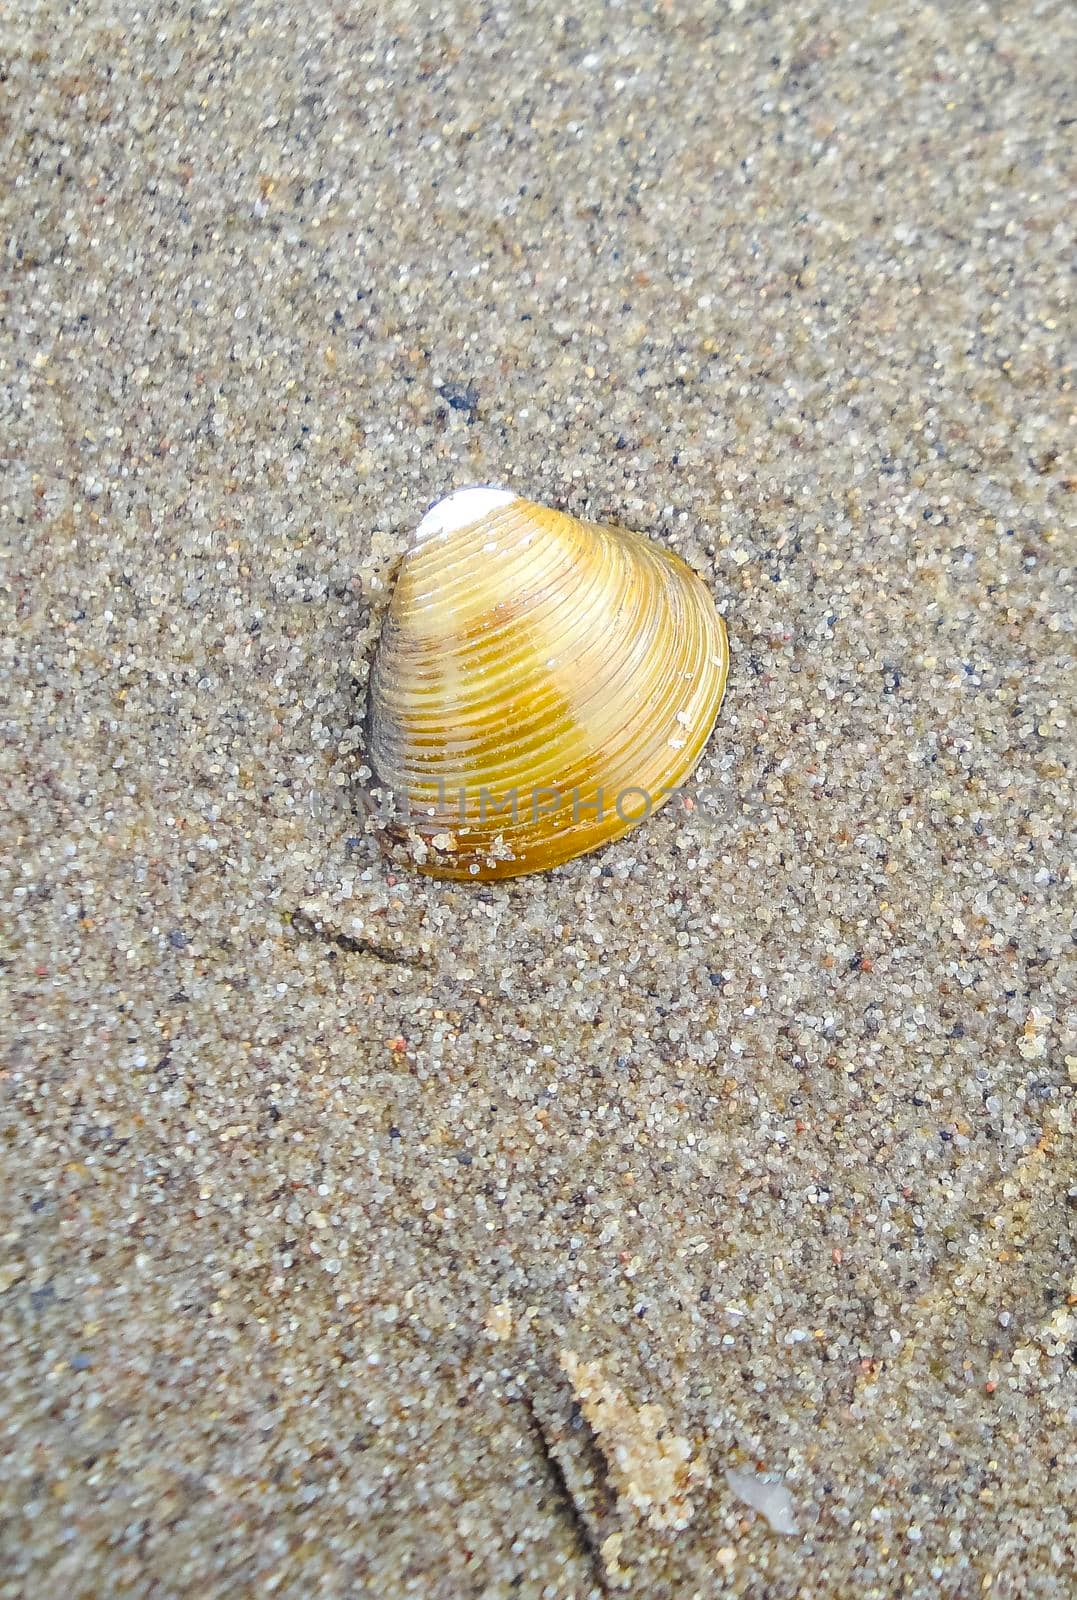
[441,382,479,421]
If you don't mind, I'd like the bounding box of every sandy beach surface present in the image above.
[2,2,1074,1595]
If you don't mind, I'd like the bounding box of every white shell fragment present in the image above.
[724,1467,800,1535]
[411,485,517,546]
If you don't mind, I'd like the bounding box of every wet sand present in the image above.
[2,2,1074,1595]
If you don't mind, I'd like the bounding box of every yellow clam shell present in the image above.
[368,487,729,880]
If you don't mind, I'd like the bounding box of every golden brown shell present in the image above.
[367,487,728,880]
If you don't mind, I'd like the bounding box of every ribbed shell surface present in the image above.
[368,495,728,879]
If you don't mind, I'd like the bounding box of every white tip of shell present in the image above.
[412,485,517,547]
